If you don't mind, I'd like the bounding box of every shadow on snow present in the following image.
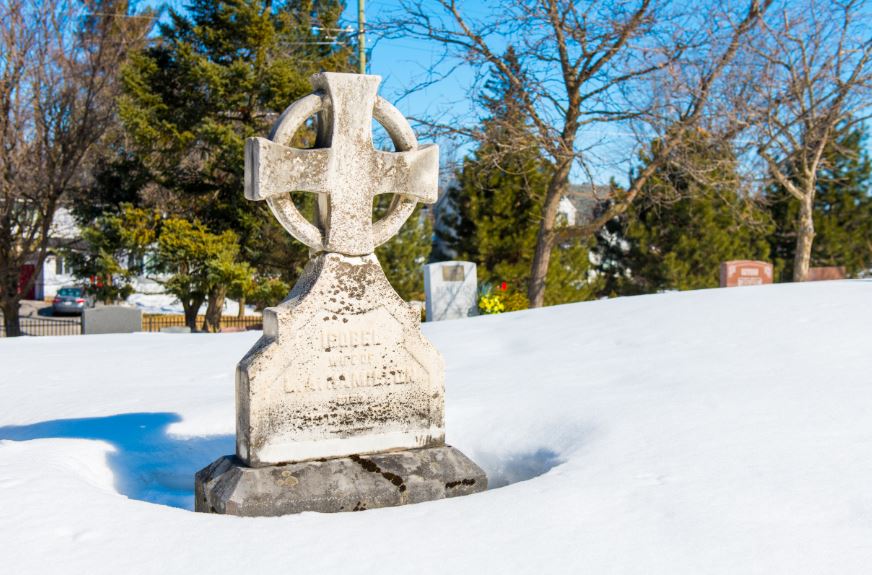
[0,413,561,510]
[0,412,232,510]
[474,448,563,489]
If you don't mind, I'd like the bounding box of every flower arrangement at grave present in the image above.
[478,282,530,314]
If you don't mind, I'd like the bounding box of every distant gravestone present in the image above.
[423,261,479,321]
[720,260,774,288]
[807,266,846,281]
[82,306,142,335]
[195,73,486,517]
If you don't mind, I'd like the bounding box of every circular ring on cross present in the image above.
[263,92,421,253]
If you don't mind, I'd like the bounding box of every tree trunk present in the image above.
[182,297,202,332]
[1,298,22,337]
[204,286,226,333]
[528,162,572,308]
[237,295,245,319]
[792,192,815,282]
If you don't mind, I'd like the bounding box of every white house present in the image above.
[21,208,81,301]
[557,183,612,227]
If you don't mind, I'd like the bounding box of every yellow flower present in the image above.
[478,293,505,314]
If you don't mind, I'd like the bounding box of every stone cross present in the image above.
[195,73,487,517]
[244,72,439,255]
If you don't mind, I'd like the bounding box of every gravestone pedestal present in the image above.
[196,446,485,516]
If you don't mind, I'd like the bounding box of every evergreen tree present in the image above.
[374,203,433,301]
[70,205,253,331]
[438,48,543,292]
[156,217,251,332]
[766,123,872,279]
[599,129,771,294]
[118,0,354,288]
[437,48,600,306]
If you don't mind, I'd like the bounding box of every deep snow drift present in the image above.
[1,281,871,574]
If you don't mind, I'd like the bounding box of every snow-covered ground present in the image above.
[1,281,871,574]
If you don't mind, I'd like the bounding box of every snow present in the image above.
[1,280,871,574]
[127,278,260,316]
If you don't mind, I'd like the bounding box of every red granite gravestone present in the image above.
[806,266,846,281]
[720,260,774,288]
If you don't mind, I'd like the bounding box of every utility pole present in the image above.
[357,0,366,74]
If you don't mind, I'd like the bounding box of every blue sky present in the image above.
[139,1,659,185]
[134,1,872,187]
[148,0,477,122]
[339,1,640,184]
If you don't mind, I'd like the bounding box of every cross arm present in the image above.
[371,144,439,203]
[245,137,332,201]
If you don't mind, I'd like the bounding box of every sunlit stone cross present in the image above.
[195,71,488,517]
[244,72,439,256]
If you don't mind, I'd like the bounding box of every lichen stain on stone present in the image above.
[237,252,444,465]
[275,470,299,488]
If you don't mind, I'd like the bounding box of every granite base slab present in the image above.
[194,445,487,516]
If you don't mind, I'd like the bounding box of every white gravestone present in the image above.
[195,73,486,516]
[423,261,479,321]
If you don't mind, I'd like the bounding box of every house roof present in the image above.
[564,183,612,224]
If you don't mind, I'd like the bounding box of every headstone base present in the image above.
[195,446,487,516]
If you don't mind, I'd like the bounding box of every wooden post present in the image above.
[358,0,366,74]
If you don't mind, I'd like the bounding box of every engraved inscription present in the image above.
[442,264,465,281]
[283,306,430,393]
[321,327,380,348]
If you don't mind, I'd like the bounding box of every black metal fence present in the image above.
[0,313,261,337]
[142,314,263,332]
[0,315,82,337]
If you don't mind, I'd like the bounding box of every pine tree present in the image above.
[374,204,432,301]
[436,48,600,306]
[766,123,872,279]
[600,129,771,294]
[435,49,539,286]
[156,217,251,332]
[118,0,354,287]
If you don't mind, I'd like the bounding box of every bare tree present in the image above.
[0,0,149,335]
[744,0,871,282]
[385,0,770,307]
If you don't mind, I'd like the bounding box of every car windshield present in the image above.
[57,287,82,297]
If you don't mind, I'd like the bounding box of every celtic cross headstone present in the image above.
[195,73,487,517]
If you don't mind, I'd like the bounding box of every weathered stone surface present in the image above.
[237,252,445,467]
[194,72,486,517]
[423,261,479,321]
[195,446,487,516]
[244,72,439,256]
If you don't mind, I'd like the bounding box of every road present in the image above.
[1,300,81,337]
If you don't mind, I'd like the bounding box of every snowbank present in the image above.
[1,280,871,574]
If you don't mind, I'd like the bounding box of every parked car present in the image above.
[51,287,93,316]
